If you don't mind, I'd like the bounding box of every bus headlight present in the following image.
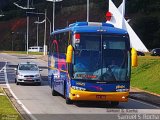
[116,89,129,92]
[72,86,86,91]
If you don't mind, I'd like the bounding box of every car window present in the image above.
[19,64,38,71]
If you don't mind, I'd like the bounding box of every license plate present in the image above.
[26,78,32,80]
[96,95,106,99]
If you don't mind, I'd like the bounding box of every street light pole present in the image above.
[26,0,29,55]
[13,0,35,54]
[87,0,89,22]
[34,14,52,34]
[25,32,27,51]
[44,9,47,55]
[11,32,14,51]
[36,17,39,46]
[46,0,63,32]
[53,1,55,31]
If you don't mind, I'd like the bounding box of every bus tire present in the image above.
[66,97,73,104]
[52,84,58,96]
[111,101,119,107]
[64,84,73,104]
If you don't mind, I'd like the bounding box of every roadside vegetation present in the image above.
[131,55,160,94]
[0,87,21,120]
[0,51,43,55]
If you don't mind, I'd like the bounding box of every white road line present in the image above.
[130,98,160,109]
[4,62,38,120]
[0,66,5,72]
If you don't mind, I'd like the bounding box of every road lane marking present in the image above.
[0,93,5,96]
[0,65,5,83]
[0,67,5,72]
[4,62,38,120]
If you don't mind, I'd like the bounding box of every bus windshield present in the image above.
[73,34,130,81]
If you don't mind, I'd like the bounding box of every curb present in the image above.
[3,88,32,120]
[129,92,160,107]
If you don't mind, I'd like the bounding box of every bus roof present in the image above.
[51,22,128,35]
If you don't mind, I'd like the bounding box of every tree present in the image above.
[133,16,160,49]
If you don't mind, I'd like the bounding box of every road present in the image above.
[0,53,160,120]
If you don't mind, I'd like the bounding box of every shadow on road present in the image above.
[18,57,37,59]
[74,101,117,108]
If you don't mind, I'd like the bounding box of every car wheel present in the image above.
[16,81,20,85]
[15,79,20,85]
[37,82,41,86]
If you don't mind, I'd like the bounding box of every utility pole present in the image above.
[26,0,29,55]
[11,32,14,51]
[87,0,89,22]
[44,9,47,55]
[13,0,35,54]
[25,32,27,51]
[52,1,55,31]
[46,0,63,32]
[36,17,39,46]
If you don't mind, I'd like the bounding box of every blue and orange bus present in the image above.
[48,22,137,106]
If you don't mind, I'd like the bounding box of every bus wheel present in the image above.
[66,97,73,104]
[64,88,73,104]
[52,85,58,96]
[111,101,119,107]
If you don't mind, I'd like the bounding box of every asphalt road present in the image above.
[0,53,160,120]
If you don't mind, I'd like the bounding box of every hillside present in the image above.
[0,0,160,51]
[131,56,160,94]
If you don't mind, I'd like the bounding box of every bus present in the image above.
[48,22,137,106]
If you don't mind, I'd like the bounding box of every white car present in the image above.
[15,62,42,85]
[28,46,43,52]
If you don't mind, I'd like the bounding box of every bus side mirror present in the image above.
[131,48,138,67]
[66,45,73,63]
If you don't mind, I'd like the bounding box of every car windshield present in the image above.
[19,64,39,71]
[73,34,130,81]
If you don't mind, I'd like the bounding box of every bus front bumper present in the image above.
[69,88,129,102]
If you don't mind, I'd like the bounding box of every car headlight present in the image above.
[18,73,23,77]
[35,74,40,77]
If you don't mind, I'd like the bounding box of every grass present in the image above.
[0,51,44,55]
[131,55,160,94]
[0,88,3,93]
[0,87,21,120]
